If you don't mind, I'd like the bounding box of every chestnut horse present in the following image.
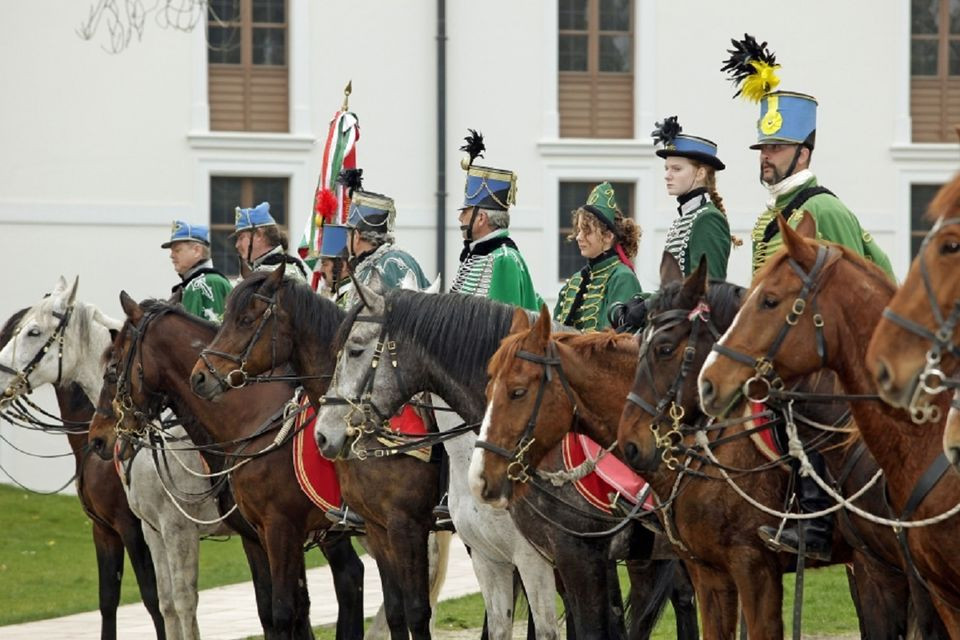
[87,292,365,640]
[0,292,166,640]
[474,256,929,639]
[188,268,446,640]
[866,178,960,465]
[699,215,960,633]
[285,278,685,640]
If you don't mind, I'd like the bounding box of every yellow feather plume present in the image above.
[741,60,781,102]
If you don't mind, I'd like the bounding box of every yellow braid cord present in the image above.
[741,60,781,103]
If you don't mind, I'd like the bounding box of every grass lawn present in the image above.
[0,483,327,626]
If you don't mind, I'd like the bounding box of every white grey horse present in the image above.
[318,276,560,640]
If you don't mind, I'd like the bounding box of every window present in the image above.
[911,0,960,141]
[208,0,289,132]
[558,0,634,138]
[911,183,943,257]
[210,176,289,277]
[558,181,635,276]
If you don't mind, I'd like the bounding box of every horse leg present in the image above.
[687,564,738,640]
[668,562,698,640]
[263,520,311,639]
[91,522,124,640]
[730,559,782,640]
[514,545,559,640]
[366,526,409,639]
[554,541,622,640]
[469,553,517,640]
[624,558,691,640]
[907,571,950,639]
[142,523,183,640]
[848,554,909,639]
[161,521,202,640]
[389,520,433,640]
[240,535,279,639]
[322,535,365,640]
[116,518,166,640]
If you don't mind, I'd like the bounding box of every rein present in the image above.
[0,303,74,401]
[474,340,580,484]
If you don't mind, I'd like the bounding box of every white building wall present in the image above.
[0,0,949,491]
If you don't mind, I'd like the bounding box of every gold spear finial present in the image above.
[342,80,352,111]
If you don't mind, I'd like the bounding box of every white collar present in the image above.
[766,169,814,208]
[470,228,508,250]
[679,192,710,216]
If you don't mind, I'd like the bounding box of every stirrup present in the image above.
[432,502,455,532]
[326,506,365,534]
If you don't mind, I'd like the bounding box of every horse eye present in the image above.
[27,328,41,337]
[510,388,527,399]
[940,241,960,255]
[237,315,254,328]
[656,343,675,357]
[348,348,364,358]
[761,296,779,310]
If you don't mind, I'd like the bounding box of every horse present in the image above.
[865,177,960,467]
[87,291,367,640]
[284,276,682,640]
[698,213,960,633]
[0,278,167,640]
[189,266,531,640]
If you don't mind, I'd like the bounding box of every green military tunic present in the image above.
[450,230,540,311]
[664,188,731,281]
[174,260,232,323]
[554,250,642,332]
[342,242,430,309]
[752,175,895,279]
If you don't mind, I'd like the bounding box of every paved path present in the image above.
[0,535,479,640]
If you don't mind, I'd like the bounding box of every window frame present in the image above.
[209,175,290,277]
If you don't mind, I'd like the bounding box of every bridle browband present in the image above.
[198,291,280,390]
[711,244,836,406]
[625,299,720,469]
[474,340,579,483]
[1,303,74,401]
[880,216,960,418]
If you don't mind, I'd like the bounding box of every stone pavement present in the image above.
[0,535,479,640]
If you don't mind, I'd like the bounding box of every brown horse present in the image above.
[188,267,443,640]
[699,215,960,633]
[866,178,960,464]
[87,292,365,640]
[475,258,926,639]
[0,305,166,640]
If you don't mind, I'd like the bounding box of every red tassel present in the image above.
[615,244,635,271]
[315,188,338,224]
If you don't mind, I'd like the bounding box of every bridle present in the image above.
[625,299,720,469]
[0,303,74,402]
[880,216,960,419]
[711,244,837,407]
[474,340,579,483]
[198,291,280,390]
[111,310,171,438]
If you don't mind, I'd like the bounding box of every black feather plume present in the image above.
[721,33,777,98]
[459,129,485,167]
[651,116,682,147]
[337,168,364,196]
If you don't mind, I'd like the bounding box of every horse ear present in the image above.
[509,308,531,334]
[660,251,683,287]
[119,291,143,324]
[681,254,709,301]
[65,276,79,306]
[425,274,442,295]
[93,308,123,331]
[260,262,286,296]
[779,213,817,264]
[793,210,817,239]
[52,275,69,296]
[535,303,552,344]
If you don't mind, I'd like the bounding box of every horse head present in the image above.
[468,305,563,507]
[0,276,120,407]
[867,180,960,419]
[618,253,736,472]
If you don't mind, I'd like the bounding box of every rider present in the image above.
[164,220,232,323]
[554,181,641,331]
[450,129,540,311]
[607,117,734,332]
[232,202,309,281]
[316,222,352,305]
[723,34,894,561]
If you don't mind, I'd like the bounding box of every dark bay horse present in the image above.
[188,268,446,640]
[866,177,960,464]
[1,301,166,640]
[269,276,683,640]
[615,254,942,638]
[87,292,365,640]
[699,215,960,633]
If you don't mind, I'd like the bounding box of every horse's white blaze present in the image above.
[698,286,758,407]
[468,383,498,502]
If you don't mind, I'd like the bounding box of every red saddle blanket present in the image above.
[746,401,787,465]
[561,433,655,514]
[292,398,429,511]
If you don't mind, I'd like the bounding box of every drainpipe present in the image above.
[436,0,447,285]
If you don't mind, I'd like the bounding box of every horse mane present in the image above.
[378,290,515,388]
[228,272,345,344]
[554,331,638,355]
[0,307,28,349]
[647,279,746,332]
[927,175,960,223]
[140,298,218,331]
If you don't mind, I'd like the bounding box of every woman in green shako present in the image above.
[554,182,641,332]
[654,115,734,281]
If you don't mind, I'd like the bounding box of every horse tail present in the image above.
[428,530,452,607]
